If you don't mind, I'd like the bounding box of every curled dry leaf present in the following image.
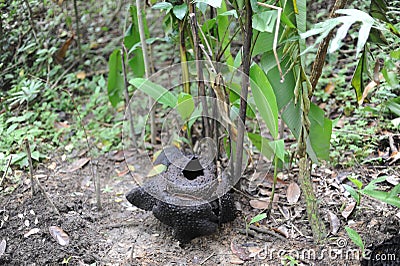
[275,225,289,238]
[341,202,356,219]
[49,226,70,246]
[287,182,301,204]
[24,228,40,238]
[230,241,249,261]
[67,157,90,173]
[249,199,269,209]
[0,239,6,257]
[328,211,340,235]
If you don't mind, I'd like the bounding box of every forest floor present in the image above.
[1,0,399,265]
[0,146,399,265]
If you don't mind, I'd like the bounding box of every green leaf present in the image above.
[124,6,148,77]
[370,0,389,22]
[252,31,274,56]
[152,2,173,13]
[188,104,203,130]
[360,176,400,208]
[249,213,267,225]
[252,11,277,33]
[177,92,194,121]
[361,189,400,208]
[268,139,285,161]
[218,10,238,18]
[351,48,368,103]
[173,3,187,20]
[386,98,400,116]
[248,132,274,159]
[129,78,177,108]
[216,1,234,66]
[249,63,279,139]
[345,227,364,252]
[147,164,167,177]
[343,184,360,204]
[301,9,375,57]
[107,49,124,107]
[348,177,363,190]
[194,0,222,8]
[308,103,332,160]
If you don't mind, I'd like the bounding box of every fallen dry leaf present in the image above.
[109,150,125,162]
[249,199,269,209]
[0,239,5,256]
[230,241,249,261]
[67,157,90,172]
[328,211,340,235]
[49,226,70,246]
[287,182,301,204]
[275,225,289,238]
[24,228,40,238]
[54,34,74,64]
[342,202,356,219]
[230,257,245,265]
[358,73,383,105]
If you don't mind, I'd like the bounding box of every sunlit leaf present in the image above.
[152,2,173,13]
[249,63,279,139]
[249,213,267,224]
[173,3,187,20]
[345,226,364,252]
[194,0,222,8]
[177,93,194,121]
[129,78,177,107]
[252,11,277,33]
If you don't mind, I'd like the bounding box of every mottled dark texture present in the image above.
[126,147,236,243]
[361,235,400,266]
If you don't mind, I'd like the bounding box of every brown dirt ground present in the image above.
[1,149,399,265]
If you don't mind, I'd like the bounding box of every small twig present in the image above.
[24,140,60,214]
[50,61,79,90]
[24,139,35,196]
[136,0,156,144]
[121,45,137,147]
[73,0,82,61]
[0,155,12,188]
[249,225,287,241]
[200,252,215,265]
[34,176,60,215]
[62,89,101,210]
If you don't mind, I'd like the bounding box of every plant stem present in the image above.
[234,0,252,180]
[179,20,190,94]
[73,0,82,61]
[121,45,137,147]
[24,139,35,196]
[136,0,156,144]
[0,155,12,188]
[188,1,210,138]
